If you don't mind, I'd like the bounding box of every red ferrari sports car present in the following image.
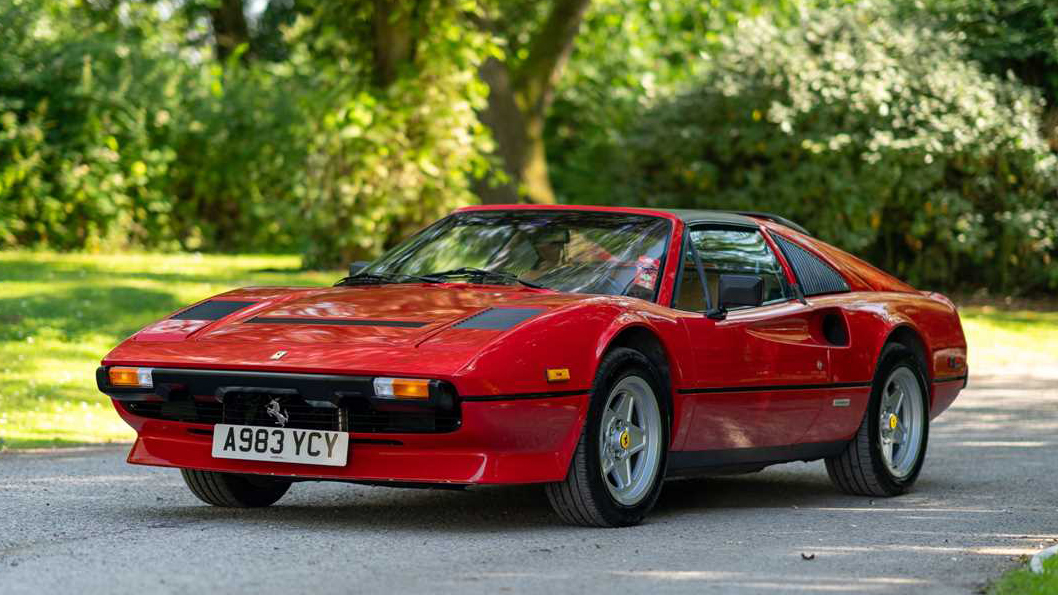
[97,205,967,526]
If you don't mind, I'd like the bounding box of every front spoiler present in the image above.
[115,394,589,485]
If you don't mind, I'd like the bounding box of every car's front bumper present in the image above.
[112,394,589,485]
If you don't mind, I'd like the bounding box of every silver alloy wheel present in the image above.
[598,375,663,506]
[878,366,925,478]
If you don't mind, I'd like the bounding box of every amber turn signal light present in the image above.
[108,367,154,388]
[546,368,570,382]
[373,377,431,399]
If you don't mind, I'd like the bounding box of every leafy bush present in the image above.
[904,0,1058,104]
[606,1,1058,292]
[166,63,310,253]
[0,0,183,250]
[547,0,808,207]
[900,0,1058,149]
[0,0,494,265]
[289,2,494,267]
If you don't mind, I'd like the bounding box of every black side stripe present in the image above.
[678,381,871,395]
[245,317,428,328]
[933,374,968,384]
[461,390,588,402]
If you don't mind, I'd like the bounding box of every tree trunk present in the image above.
[1044,106,1058,153]
[475,58,555,204]
[475,0,592,204]
[372,0,419,87]
[209,0,252,63]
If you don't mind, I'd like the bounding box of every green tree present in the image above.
[468,0,592,205]
[902,0,1058,149]
[289,0,494,266]
[0,0,185,250]
[545,0,805,204]
[607,1,1058,292]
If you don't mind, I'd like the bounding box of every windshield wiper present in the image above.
[421,267,547,289]
[333,272,437,287]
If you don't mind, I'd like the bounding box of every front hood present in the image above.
[105,284,591,378]
[192,284,547,345]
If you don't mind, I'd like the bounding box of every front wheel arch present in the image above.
[599,325,676,429]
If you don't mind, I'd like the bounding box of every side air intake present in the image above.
[772,235,850,297]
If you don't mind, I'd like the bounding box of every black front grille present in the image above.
[111,368,461,434]
[222,392,342,431]
[345,400,460,433]
[125,400,222,424]
[122,395,460,433]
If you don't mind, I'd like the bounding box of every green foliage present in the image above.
[904,0,1058,105]
[166,62,310,252]
[0,0,183,250]
[290,1,495,267]
[2,0,1057,294]
[600,1,1058,292]
[988,553,1058,595]
[901,0,1058,149]
[0,0,494,262]
[0,0,306,253]
[547,0,807,204]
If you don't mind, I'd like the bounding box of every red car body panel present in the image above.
[114,396,590,484]
[98,204,967,485]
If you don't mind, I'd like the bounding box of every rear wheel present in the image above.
[181,469,291,507]
[545,348,669,527]
[825,343,929,496]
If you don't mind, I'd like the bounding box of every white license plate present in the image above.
[211,424,348,467]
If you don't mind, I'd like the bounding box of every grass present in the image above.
[989,553,1058,595]
[0,251,337,450]
[2,251,1057,450]
[956,305,1058,371]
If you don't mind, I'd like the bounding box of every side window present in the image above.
[673,243,708,311]
[689,227,790,307]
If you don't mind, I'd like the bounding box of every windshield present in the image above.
[364,211,672,299]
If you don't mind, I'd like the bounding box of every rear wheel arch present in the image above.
[881,325,930,398]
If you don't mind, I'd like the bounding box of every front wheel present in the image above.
[825,343,930,496]
[181,469,291,507]
[545,348,669,527]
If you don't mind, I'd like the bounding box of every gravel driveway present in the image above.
[2,371,1056,594]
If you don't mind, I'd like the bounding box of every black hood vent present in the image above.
[245,317,427,328]
[171,300,257,321]
[453,307,546,330]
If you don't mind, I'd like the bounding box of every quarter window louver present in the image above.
[772,235,850,296]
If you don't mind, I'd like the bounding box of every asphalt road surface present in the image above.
[2,371,1056,595]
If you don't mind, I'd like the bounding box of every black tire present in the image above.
[825,343,930,497]
[545,347,670,527]
[180,469,291,507]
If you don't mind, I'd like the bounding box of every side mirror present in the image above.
[716,274,764,311]
[348,261,370,277]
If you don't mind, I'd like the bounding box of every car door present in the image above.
[673,224,831,451]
